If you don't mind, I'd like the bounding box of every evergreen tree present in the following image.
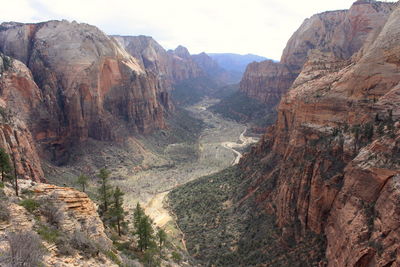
[133,203,154,251]
[137,215,154,251]
[97,168,113,217]
[76,173,89,192]
[156,228,167,250]
[110,187,125,236]
[0,148,11,182]
[133,202,145,231]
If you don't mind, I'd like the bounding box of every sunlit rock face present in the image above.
[239,1,400,266]
[0,20,172,163]
[239,0,395,117]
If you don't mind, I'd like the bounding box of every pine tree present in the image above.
[76,173,89,192]
[97,168,113,217]
[0,148,11,182]
[156,228,167,250]
[133,202,145,231]
[133,203,154,251]
[137,215,154,251]
[110,187,125,236]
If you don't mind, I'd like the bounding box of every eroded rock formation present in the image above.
[239,1,400,266]
[239,0,395,121]
[0,20,172,164]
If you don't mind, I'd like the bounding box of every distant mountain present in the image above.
[207,53,268,73]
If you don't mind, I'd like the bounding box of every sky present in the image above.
[0,0,393,60]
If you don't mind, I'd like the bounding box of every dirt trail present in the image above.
[221,127,258,165]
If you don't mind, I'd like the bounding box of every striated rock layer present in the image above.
[239,0,395,124]
[238,1,400,266]
[0,20,172,164]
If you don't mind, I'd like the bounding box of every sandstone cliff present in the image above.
[238,1,400,266]
[239,0,395,126]
[0,54,44,181]
[0,20,171,163]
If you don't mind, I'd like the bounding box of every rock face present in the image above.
[238,1,400,266]
[114,35,204,84]
[239,0,395,121]
[0,54,44,181]
[0,20,171,163]
[240,60,296,106]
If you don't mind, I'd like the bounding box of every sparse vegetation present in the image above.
[169,166,327,266]
[19,198,40,213]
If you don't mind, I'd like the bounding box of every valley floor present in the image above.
[44,97,258,255]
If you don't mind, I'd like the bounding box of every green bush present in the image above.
[36,224,61,243]
[171,251,182,263]
[105,250,121,265]
[19,199,40,213]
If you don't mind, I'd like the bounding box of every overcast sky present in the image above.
[0,0,392,60]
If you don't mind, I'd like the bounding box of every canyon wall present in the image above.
[239,0,395,120]
[239,1,400,266]
[0,20,173,164]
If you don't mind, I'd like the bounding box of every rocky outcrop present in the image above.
[0,20,172,163]
[239,0,395,120]
[0,180,117,266]
[238,1,400,266]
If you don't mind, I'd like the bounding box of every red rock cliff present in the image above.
[239,1,394,118]
[0,20,172,163]
[239,1,400,266]
[0,54,44,181]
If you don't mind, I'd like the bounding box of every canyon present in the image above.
[171,1,400,266]
[0,0,400,266]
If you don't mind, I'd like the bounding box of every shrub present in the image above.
[70,230,99,257]
[36,224,61,243]
[19,199,40,213]
[0,201,10,222]
[105,250,121,265]
[5,231,44,267]
[171,251,182,263]
[39,197,64,227]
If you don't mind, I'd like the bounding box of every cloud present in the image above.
[0,0,393,60]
